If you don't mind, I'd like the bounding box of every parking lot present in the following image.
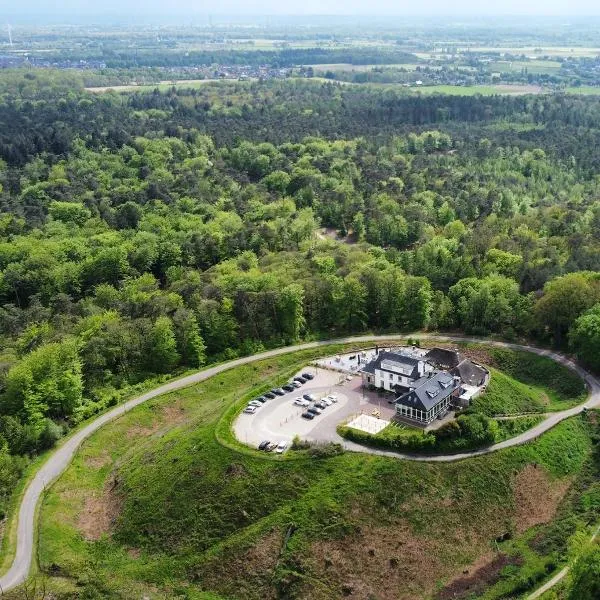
[233,357,397,451]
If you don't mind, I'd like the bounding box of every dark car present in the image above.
[302,372,314,380]
[254,396,267,403]
[307,407,321,415]
[263,391,276,399]
[314,401,327,410]
[301,411,315,420]
[258,440,270,451]
[293,376,307,384]
[272,388,285,396]
[282,384,295,393]
[303,393,316,402]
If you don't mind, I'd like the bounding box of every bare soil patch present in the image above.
[83,450,111,470]
[195,527,283,599]
[435,553,523,600]
[513,464,572,533]
[77,475,123,541]
[125,401,188,439]
[301,522,483,600]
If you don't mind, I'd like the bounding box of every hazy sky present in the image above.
[12,0,600,18]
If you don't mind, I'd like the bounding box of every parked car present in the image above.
[326,394,338,403]
[293,398,310,407]
[243,406,257,414]
[302,411,315,420]
[258,440,270,450]
[266,443,277,451]
[321,397,333,406]
[264,391,276,399]
[248,400,263,407]
[272,388,285,396]
[275,441,288,454]
[253,396,267,403]
[314,401,327,410]
[303,393,316,402]
[307,406,322,415]
[291,381,302,388]
[293,376,307,384]
[302,372,314,380]
[282,384,295,393]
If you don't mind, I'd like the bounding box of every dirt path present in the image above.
[0,334,598,592]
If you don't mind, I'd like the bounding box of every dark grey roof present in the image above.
[425,347,463,369]
[451,359,488,387]
[396,371,459,412]
[361,350,421,380]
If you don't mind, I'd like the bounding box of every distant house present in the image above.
[395,371,460,424]
[360,350,432,393]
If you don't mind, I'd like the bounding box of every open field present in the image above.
[410,84,545,95]
[488,60,562,74]
[563,85,600,95]
[452,46,600,57]
[84,78,599,98]
[85,78,229,93]
[309,62,422,72]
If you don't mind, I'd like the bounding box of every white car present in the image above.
[327,394,338,403]
[248,400,263,407]
[275,441,288,454]
[291,381,302,388]
[293,397,310,407]
[321,397,333,406]
[243,406,257,414]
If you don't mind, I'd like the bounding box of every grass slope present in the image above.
[24,345,597,600]
[471,348,586,416]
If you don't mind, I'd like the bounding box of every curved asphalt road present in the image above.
[1,334,599,593]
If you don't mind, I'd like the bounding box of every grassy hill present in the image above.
[13,345,598,600]
[471,348,587,416]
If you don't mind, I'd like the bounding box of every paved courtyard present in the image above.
[233,358,397,449]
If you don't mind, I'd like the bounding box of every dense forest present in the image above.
[2,70,600,524]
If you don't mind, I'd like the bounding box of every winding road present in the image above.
[1,334,599,593]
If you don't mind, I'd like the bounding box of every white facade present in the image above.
[365,357,433,392]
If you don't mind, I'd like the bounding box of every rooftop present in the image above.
[396,371,460,412]
[361,350,423,379]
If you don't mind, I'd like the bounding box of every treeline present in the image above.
[17,47,419,69]
[6,72,600,173]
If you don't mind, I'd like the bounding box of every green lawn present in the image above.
[470,348,586,416]
[25,343,598,600]
[488,60,562,74]
[409,84,542,96]
[563,86,600,95]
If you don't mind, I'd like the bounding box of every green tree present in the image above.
[568,545,600,600]
[48,201,91,225]
[277,284,305,342]
[1,341,83,431]
[535,272,600,345]
[173,309,206,367]
[569,303,600,371]
[147,316,180,373]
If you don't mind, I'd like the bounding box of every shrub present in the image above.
[37,418,63,451]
